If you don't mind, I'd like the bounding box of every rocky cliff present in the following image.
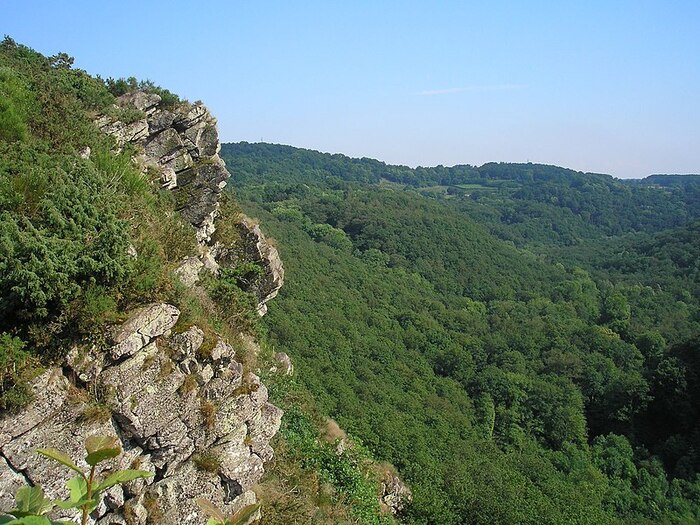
[0,92,284,524]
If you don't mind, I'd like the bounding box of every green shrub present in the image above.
[206,269,259,332]
[0,333,35,411]
[0,140,136,324]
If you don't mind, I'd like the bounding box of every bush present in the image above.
[0,143,132,326]
[0,333,36,411]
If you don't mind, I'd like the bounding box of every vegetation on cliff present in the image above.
[0,37,203,411]
[0,40,399,525]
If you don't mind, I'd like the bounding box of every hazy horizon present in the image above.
[5,0,699,179]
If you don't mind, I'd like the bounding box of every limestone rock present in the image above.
[170,326,205,359]
[174,256,204,287]
[110,303,180,360]
[116,92,161,114]
[272,352,294,375]
[0,455,25,511]
[0,370,69,446]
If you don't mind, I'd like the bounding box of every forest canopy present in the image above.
[222,142,700,524]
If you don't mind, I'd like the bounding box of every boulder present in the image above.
[174,256,204,287]
[170,326,205,359]
[110,303,180,360]
[116,92,161,114]
[381,474,413,515]
[0,371,70,446]
[272,352,294,375]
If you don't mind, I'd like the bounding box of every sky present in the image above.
[3,1,699,178]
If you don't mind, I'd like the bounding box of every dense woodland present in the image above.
[222,142,700,524]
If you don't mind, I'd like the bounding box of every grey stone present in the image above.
[147,109,176,134]
[247,403,283,463]
[174,256,204,287]
[0,455,25,512]
[0,370,69,446]
[173,159,230,230]
[220,216,284,316]
[273,352,294,375]
[116,92,161,114]
[66,345,105,384]
[170,326,205,360]
[160,166,177,190]
[1,399,117,501]
[381,474,413,515]
[98,118,149,147]
[144,128,193,174]
[96,514,128,525]
[110,303,180,360]
[210,338,234,362]
[101,343,185,439]
[173,103,209,130]
[216,439,265,493]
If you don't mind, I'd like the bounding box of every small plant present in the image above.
[0,435,152,525]
[142,493,163,525]
[195,499,261,525]
[77,402,112,425]
[179,373,199,395]
[200,400,217,430]
[193,452,221,473]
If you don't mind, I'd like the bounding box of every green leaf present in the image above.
[227,503,261,525]
[66,476,87,505]
[11,486,53,516]
[94,469,153,493]
[206,520,221,525]
[36,449,84,478]
[195,498,226,523]
[13,517,53,525]
[84,435,121,466]
[0,515,17,524]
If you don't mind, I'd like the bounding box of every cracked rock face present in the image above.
[0,304,282,524]
[96,93,230,244]
[218,215,285,316]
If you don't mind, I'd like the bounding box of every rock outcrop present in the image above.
[0,304,282,524]
[96,93,284,315]
[217,216,285,316]
[0,92,285,523]
[95,93,229,245]
[380,474,413,515]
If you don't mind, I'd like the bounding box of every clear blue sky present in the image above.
[4,1,699,178]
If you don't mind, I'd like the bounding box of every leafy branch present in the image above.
[0,435,152,525]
